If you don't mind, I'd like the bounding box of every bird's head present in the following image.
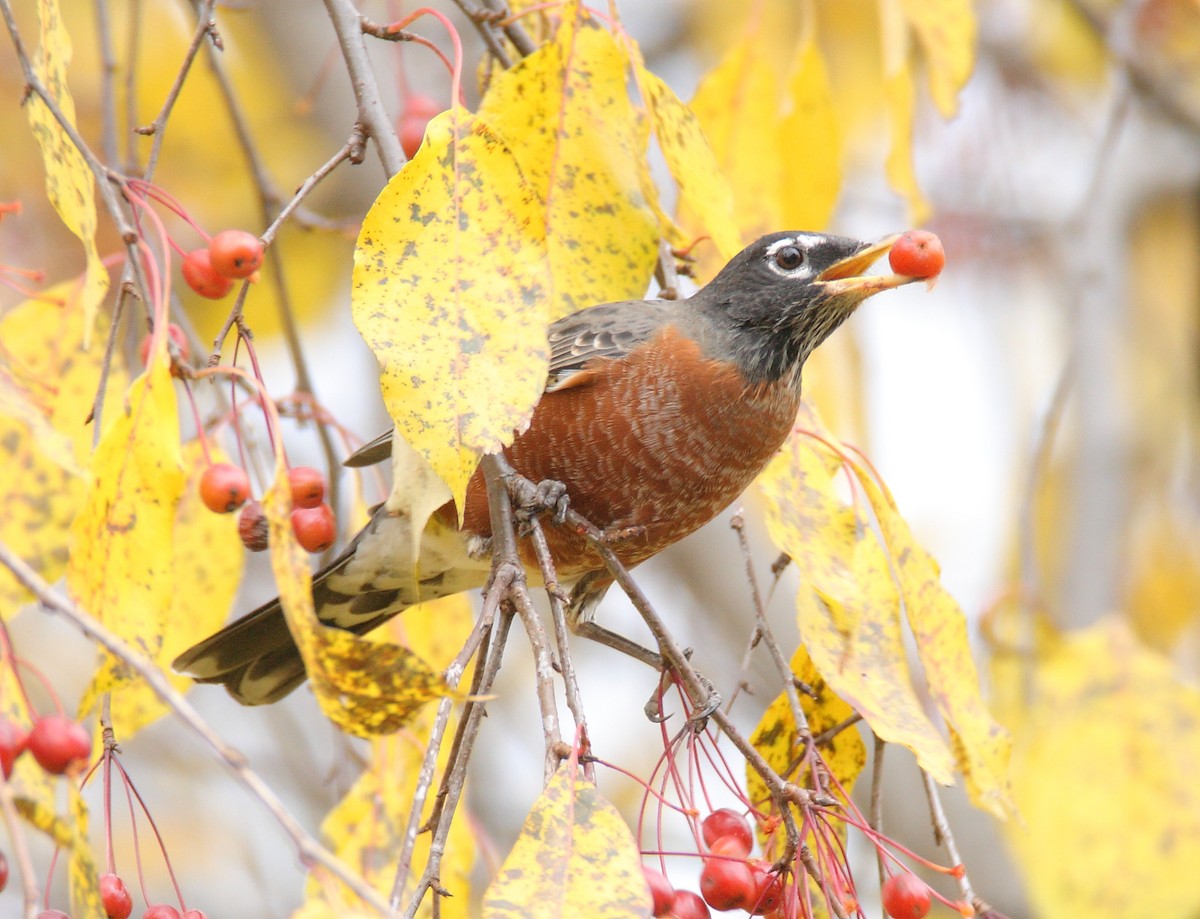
[698,231,918,385]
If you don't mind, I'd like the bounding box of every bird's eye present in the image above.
[774,246,804,271]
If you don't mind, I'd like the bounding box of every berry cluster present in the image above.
[180,229,264,300]
[200,462,336,554]
[642,810,786,918]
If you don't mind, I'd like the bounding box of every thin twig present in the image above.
[92,0,120,168]
[482,457,564,782]
[387,609,493,913]
[482,0,537,56]
[0,543,390,916]
[139,0,218,181]
[447,0,513,68]
[870,733,886,891]
[323,0,406,177]
[260,136,358,248]
[0,769,40,918]
[404,604,517,919]
[729,512,810,751]
[919,768,980,908]
[526,514,593,781]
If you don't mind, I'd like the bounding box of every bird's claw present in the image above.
[512,478,570,536]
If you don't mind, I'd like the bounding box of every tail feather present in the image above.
[173,507,491,706]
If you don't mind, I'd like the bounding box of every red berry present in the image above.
[881,873,932,919]
[181,249,233,299]
[0,719,28,778]
[27,715,91,775]
[746,861,784,915]
[139,323,189,370]
[888,230,945,280]
[143,906,182,919]
[667,890,711,919]
[399,115,429,159]
[36,911,70,919]
[292,503,336,553]
[198,463,251,514]
[208,230,264,280]
[182,912,208,919]
[699,855,754,912]
[237,500,269,552]
[701,809,753,856]
[0,850,8,892]
[644,865,674,916]
[100,873,133,919]
[405,93,441,120]
[287,466,325,509]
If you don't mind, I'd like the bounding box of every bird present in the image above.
[173,231,915,705]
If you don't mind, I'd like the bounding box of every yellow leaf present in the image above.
[482,763,651,918]
[882,67,929,225]
[758,419,954,784]
[687,32,783,278]
[634,65,740,261]
[67,361,185,713]
[67,782,104,919]
[478,5,659,317]
[779,34,842,229]
[747,645,866,852]
[27,0,108,343]
[352,105,551,516]
[851,466,1013,817]
[0,281,127,615]
[17,786,104,919]
[898,0,976,117]
[95,441,243,737]
[300,597,476,917]
[263,461,454,737]
[1002,618,1200,918]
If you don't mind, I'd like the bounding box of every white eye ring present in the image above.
[765,237,808,277]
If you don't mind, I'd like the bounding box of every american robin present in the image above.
[174,231,915,705]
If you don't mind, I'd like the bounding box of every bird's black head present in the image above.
[694,231,911,386]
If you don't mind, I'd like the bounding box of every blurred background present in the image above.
[1,0,1198,916]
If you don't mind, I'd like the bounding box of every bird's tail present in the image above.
[173,508,490,705]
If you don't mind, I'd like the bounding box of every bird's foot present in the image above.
[511,477,570,536]
[642,648,721,723]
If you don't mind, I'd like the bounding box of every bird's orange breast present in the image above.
[457,325,802,577]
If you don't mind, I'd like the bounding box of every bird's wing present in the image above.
[344,300,675,467]
[545,300,672,390]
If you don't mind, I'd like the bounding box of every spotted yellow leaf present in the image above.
[747,644,866,854]
[0,282,127,616]
[67,359,185,719]
[262,459,455,737]
[758,417,954,784]
[850,466,1013,817]
[482,763,651,918]
[83,440,243,738]
[352,105,550,516]
[27,0,108,344]
[1000,617,1200,917]
[478,4,659,318]
[17,785,103,918]
[633,64,740,261]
